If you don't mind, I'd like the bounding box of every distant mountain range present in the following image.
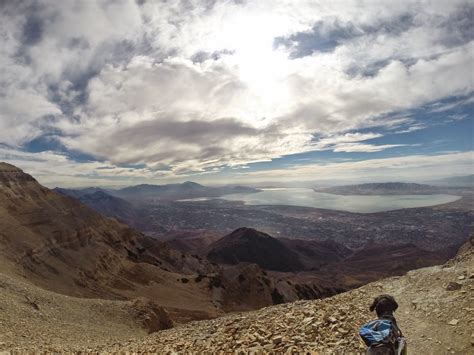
[426,174,474,187]
[54,187,138,226]
[315,182,446,195]
[54,181,261,229]
[110,182,260,202]
[57,182,260,205]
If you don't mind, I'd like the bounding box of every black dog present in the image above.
[370,294,399,318]
[367,295,406,355]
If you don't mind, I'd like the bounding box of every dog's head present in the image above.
[370,294,398,316]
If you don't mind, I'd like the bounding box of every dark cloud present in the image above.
[346,57,418,78]
[10,1,52,65]
[438,3,474,47]
[66,37,90,50]
[191,49,235,63]
[110,117,259,150]
[22,13,43,45]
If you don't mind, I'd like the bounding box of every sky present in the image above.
[0,0,473,187]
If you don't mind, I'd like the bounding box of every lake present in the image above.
[210,188,461,213]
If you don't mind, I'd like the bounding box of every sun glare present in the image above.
[212,13,293,122]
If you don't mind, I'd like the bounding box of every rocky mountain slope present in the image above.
[0,162,359,323]
[159,229,222,254]
[98,238,474,354]
[1,162,471,353]
[207,227,305,271]
[206,227,351,272]
[54,187,138,226]
[3,237,471,353]
[0,162,238,321]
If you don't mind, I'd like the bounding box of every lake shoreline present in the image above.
[182,188,462,213]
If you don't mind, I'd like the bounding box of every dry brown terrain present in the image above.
[99,240,473,354]
[1,162,472,353]
[1,238,472,353]
[0,162,227,322]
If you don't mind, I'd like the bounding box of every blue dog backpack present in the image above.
[359,319,396,347]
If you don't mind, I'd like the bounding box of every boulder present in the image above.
[129,298,173,333]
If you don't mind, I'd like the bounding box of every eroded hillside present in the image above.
[103,239,474,354]
[2,238,471,353]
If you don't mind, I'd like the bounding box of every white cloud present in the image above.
[0,0,472,179]
[231,151,474,183]
[332,143,407,153]
[1,147,471,188]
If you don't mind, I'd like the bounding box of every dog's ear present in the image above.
[369,297,379,312]
[392,298,399,311]
[384,295,398,311]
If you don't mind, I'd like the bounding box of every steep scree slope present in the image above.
[98,240,473,354]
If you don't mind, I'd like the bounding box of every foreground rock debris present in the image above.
[1,240,472,353]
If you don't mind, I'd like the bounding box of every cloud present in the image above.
[309,132,407,153]
[2,147,471,188]
[233,151,474,183]
[332,143,408,153]
[394,123,427,134]
[0,0,472,181]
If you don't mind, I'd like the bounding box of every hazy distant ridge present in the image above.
[426,175,474,187]
[315,182,446,195]
[111,182,260,202]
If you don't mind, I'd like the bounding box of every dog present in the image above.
[367,295,406,355]
[370,294,399,318]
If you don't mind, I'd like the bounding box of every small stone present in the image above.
[457,275,466,280]
[272,336,283,345]
[446,282,462,291]
[337,328,349,335]
[448,319,459,326]
[248,345,263,352]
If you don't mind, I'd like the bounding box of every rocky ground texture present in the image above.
[1,243,472,353]
[100,240,474,354]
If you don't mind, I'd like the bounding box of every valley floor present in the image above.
[1,245,472,354]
